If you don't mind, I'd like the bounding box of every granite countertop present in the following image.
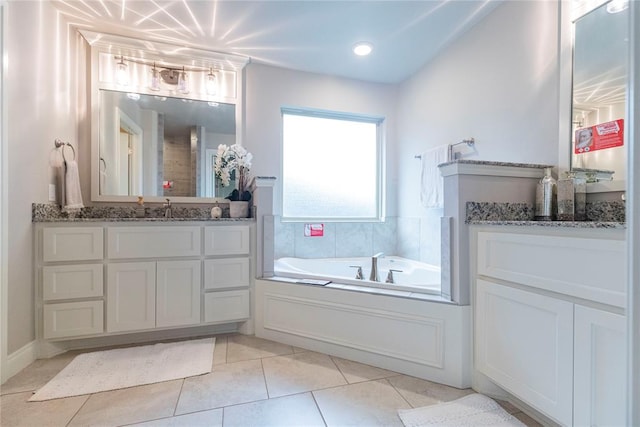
[465,201,625,229]
[466,219,625,229]
[32,203,255,223]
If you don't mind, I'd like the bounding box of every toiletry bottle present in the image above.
[574,176,587,221]
[557,172,575,221]
[535,167,556,221]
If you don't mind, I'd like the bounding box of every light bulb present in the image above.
[206,69,217,95]
[178,68,189,94]
[115,57,129,86]
[149,66,160,91]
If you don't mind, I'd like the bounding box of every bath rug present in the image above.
[30,337,215,401]
[398,393,525,427]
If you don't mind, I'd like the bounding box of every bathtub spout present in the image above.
[370,252,385,282]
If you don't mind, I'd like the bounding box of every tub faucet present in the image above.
[370,252,385,282]
[163,198,172,218]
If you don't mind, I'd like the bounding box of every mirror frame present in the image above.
[561,0,629,191]
[80,30,249,203]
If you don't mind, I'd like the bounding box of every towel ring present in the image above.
[54,139,76,162]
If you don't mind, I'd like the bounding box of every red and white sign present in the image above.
[304,223,324,237]
[574,119,624,154]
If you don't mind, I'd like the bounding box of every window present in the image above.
[282,108,383,220]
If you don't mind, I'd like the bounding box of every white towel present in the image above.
[62,160,84,213]
[420,144,449,208]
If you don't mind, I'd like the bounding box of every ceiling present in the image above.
[50,0,501,84]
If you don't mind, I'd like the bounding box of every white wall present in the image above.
[396,0,561,217]
[6,1,78,354]
[243,63,398,217]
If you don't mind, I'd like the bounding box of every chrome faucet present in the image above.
[369,252,385,282]
[350,265,364,280]
[385,269,403,284]
[163,198,172,218]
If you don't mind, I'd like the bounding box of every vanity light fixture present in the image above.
[114,56,215,96]
[206,68,218,95]
[353,41,373,56]
[149,65,161,91]
[115,56,129,86]
[178,67,189,94]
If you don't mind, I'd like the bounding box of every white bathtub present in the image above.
[274,256,441,294]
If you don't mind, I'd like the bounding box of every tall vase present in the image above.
[229,200,249,218]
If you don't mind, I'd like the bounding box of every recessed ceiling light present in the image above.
[353,42,373,56]
[606,0,628,13]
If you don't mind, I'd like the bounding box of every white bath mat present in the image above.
[30,337,215,401]
[398,393,525,427]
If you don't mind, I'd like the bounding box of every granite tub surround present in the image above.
[32,203,254,222]
[465,201,625,228]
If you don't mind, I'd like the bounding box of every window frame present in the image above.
[280,106,385,222]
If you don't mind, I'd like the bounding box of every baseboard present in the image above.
[3,340,37,384]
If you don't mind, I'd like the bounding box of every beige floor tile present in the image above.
[331,356,400,383]
[226,334,294,363]
[262,351,347,398]
[68,379,183,426]
[175,359,267,414]
[213,336,228,366]
[313,379,411,426]
[131,408,223,426]
[387,375,474,408]
[0,391,88,427]
[0,352,78,395]
[222,392,325,427]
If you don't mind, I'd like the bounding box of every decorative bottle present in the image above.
[574,176,587,221]
[557,172,575,221]
[535,167,556,221]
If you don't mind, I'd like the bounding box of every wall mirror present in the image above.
[83,30,249,203]
[98,90,236,199]
[571,0,628,184]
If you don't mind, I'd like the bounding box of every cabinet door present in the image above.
[574,306,626,426]
[204,226,250,256]
[156,260,201,328]
[475,279,573,426]
[204,258,250,290]
[107,262,156,332]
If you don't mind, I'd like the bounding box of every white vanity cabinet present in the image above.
[472,226,626,426]
[36,221,253,341]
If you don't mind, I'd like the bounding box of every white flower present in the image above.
[213,143,252,193]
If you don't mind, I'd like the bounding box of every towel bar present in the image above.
[54,139,76,162]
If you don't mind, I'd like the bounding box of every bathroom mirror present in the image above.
[98,90,237,199]
[570,0,628,183]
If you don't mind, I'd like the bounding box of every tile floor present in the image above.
[1,334,542,426]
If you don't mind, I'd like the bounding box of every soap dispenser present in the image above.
[135,196,146,218]
[535,167,556,221]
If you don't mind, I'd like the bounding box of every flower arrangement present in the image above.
[214,143,253,201]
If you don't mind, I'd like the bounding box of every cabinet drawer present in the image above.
[477,232,625,307]
[107,226,201,259]
[43,301,104,339]
[43,264,103,301]
[204,258,250,290]
[42,227,104,262]
[204,226,250,256]
[204,290,250,323]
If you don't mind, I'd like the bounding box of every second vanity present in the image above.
[33,215,254,353]
[469,222,626,426]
